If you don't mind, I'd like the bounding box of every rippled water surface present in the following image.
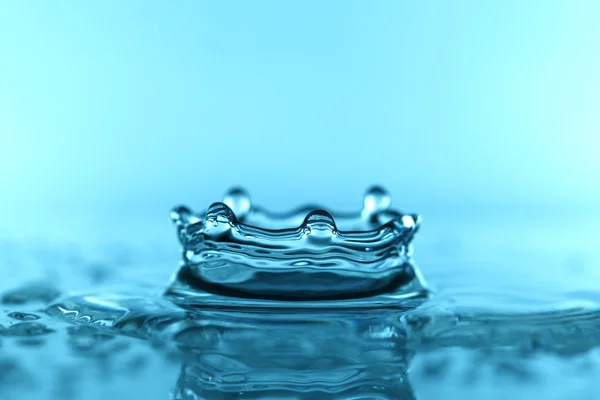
[1,202,600,399]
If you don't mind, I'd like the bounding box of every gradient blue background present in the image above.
[1,4,600,399]
[1,1,599,238]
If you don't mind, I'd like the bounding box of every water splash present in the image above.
[167,186,427,303]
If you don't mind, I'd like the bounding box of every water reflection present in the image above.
[1,189,600,399]
[46,295,418,399]
[43,290,600,399]
[170,309,416,399]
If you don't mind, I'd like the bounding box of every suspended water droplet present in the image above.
[223,187,252,220]
[302,210,337,237]
[204,203,237,238]
[401,215,415,228]
[363,185,392,215]
[170,206,199,225]
[205,203,236,224]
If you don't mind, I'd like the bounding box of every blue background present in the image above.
[1,4,600,399]
[0,1,599,243]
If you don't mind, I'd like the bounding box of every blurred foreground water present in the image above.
[1,204,600,400]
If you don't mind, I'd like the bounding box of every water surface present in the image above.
[1,204,600,399]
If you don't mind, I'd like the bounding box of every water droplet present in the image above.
[0,322,54,337]
[204,203,236,238]
[223,187,251,220]
[170,206,200,226]
[7,312,41,321]
[401,215,415,228]
[363,185,392,214]
[170,205,191,223]
[302,210,337,236]
[205,203,236,223]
